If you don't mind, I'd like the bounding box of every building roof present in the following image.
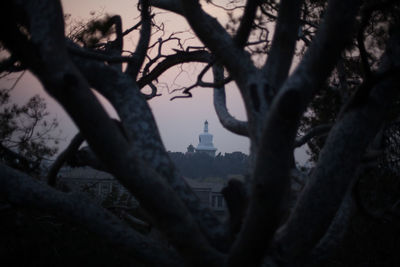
[184,177,226,193]
[58,167,226,193]
[58,166,113,180]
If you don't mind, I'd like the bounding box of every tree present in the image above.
[0,0,400,266]
[0,86,59,173]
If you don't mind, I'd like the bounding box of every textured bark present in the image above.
[180,0,257,89]
[0,1,225,266]
[47,132,84,186]
[0,163,183,267]
[1,0,400,266]
[67,48,228,250]
[213,64,249,137]
[274,32,400,264]
[263,0,302,93]
[226,1,362,266]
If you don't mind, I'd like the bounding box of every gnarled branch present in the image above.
[47,132,84,186]
[138,50,212,88]
[0,163,183,267]
[67,52,228,250]
[180,0,257,89]
[0,2,225,265]
[213,63,249,137]
[227,0,362,266]
[274,27,400,264]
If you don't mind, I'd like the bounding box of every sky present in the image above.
[0,0,308,162]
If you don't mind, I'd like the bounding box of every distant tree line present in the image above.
[168,151,248,179]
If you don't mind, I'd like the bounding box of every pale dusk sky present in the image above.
[1,0,309,162]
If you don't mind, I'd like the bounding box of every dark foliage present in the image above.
[168,151,249,179]
[0,88,60,173]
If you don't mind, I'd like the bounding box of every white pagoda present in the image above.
[195,120,217,157]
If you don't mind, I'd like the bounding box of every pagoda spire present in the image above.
[196,120,217,157]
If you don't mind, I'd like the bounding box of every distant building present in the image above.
[57,166,135,203]
[57,166,227,217]
[185,178,227,219]
[195,120,217,157]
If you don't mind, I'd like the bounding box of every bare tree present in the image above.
[0,0,400,266]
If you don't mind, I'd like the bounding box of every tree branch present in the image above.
[143,82,161,99]
[294,123,333,148]
[273,27,400,264]
[67,43,134,63]
[108,15,123,53]
[0,2,225,265]
[149,0,184,15]
[234,0,258,48]
[213,63,249,136]
[126,0,151,79]
[179,0,257,89]
[227,0,362,266]
[68,53,228,251]
[137,50,212,88]
[0,163,183,267]
[0,56,25,73]
[47,132,84,186]
[262,0,303,94]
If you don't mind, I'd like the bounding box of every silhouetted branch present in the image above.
[47,132,84,187]
[294,123,333,148]
[262,0,302,93]
[108,15,123,52]
[138,50,212,88]
[67,52,227,249]
[0,56,25,73]
[126,0,151,79]
[180,0,258,89]
[0,163,183,267]
[149,0,184,15]
[274,27,400,264]
[142,82,161,100]
[234,0,259,48]
[1,2,225,265]
[228,0,362,265]
[213,64,249,137]
[67,42,134,63]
